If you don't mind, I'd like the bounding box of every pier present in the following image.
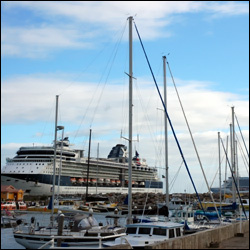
[144,220,249,249]
[106,220,249,249]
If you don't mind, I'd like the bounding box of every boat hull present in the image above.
[1,175,162,196]
[14,233,122,249]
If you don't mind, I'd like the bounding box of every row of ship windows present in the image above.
[7,169,52,173]
[10,163,46,166]
[8,170,34,173]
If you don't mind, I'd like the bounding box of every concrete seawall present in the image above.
[145,220,249,249]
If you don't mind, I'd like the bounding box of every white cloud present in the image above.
[1,25,94,58]
[1,1,248,193]
[2,74,249,188]
[2,1,249,58]
[2,74,248,129]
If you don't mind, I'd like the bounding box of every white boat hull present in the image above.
[1,176,162,196]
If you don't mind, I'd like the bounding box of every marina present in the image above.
[1,209,249,249]
[2,2,249,250]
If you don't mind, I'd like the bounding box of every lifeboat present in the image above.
[104,179,110,186]
[98,178,104,185]
[91,178,97,184]
[115,180,121,186]
[110,180,116,185]
[70,177,76,183]
[139,181,145,187]
[77,178,84,183]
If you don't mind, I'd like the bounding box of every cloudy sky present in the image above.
[1,1,249,194]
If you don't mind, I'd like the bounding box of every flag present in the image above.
[162,175,166,178]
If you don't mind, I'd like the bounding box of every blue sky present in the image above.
[1,1,249,193]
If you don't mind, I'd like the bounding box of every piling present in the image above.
[57,213,64,247]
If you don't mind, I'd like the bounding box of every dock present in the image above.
[107,220,249,249]
[211,231,249,249]
[144,220,249,249]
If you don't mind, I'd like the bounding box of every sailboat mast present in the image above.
[86,129,92,201]
[51,95,59,225]
[128,16,133,224]
[218,132,222,212]
[223,135,228,201]
[230,106,236,203]
[163,56,169,211]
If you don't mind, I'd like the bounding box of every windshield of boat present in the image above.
[126,227,137,234]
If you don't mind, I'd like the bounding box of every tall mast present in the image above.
[86,129,92,201]
[96,142,99,195]
[223,135,229,201]
[127,16,133,225]
[218,132,222,212]
[51,95,59,226]
[163,56,169,212]
[231,106,236,202]
[56,126,64,206]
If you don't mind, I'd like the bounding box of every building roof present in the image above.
[1,185,23,193]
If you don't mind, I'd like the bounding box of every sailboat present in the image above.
[13,96,126,249]
[199,107,248,218]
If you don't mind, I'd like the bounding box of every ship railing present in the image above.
[38,233,127,249]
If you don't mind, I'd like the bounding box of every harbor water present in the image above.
[1,212,126,249]
[1,210,249,249]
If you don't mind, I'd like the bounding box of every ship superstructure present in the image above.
[210,176,249,194]
[1,138,163,196]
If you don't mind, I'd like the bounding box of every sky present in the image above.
[1,1,249,194]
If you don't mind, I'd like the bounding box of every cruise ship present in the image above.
[1,137,163,196]
[210,176,249,194]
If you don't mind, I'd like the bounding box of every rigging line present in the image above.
[121,41,129,141]
[235,131,249,166]
[73,20,128,143]
[89,19,128,128]
[38,98,55,145]
[133,62,168,166]
[58,20,128,97]
[169,160,184,192]
[209,153,226,189]
[220,138,248,219]
[235,132,249,174]
[57,46,105,96]
[133,20,205,213]
[165,56,221,219]
[133,79,162,164]
[235,113,249,158]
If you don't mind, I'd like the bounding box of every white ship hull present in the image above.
[2,141,163,196]
[1,175,162,196]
